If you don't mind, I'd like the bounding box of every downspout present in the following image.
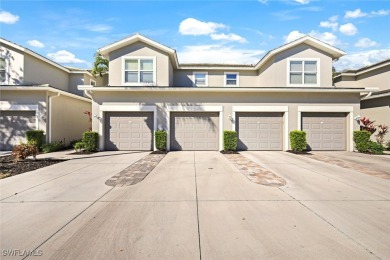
[84,89,94,101]
[48,92,61,143]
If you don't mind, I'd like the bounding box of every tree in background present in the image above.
[91,52,108,77]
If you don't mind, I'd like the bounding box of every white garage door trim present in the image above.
[0,103,39,130]
[167,106,223,151]
[99,105,157,151]
[232,106,289,151]
[297,106,354,151]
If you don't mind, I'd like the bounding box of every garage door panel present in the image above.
[236,112,283,151]
[105,112,153,151]
[302,112,346,151]
[0,111,37,151]
[170,112,219,151]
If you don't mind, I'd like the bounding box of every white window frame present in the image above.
[122,56,157,86]
[0,55,9,85]
[224,72,239,87]
[287,58,320,87]
[90,79,96,86]
[193,72,208,87]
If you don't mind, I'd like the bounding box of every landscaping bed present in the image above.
[0,155,66,179]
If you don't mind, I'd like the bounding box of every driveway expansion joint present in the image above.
[105,153,166,187]
[224,153,286,187]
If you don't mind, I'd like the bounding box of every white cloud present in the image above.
[344,9,367,19]
[329,15,338,22]
[355,38,378,48]
[258,0,268,4]
[84,24,112,32]
[0,11,19,24]
[371,9,390,16]
[320,21,338,31]
[47,50,88,64]
[210,33,247,43]
[284,30,306,43]
[294,0,310,4]
[285,30,339,46]
[334,49,390,71]
[339,23,358,36]
[178,44,264,64]
[27,40,45,48]
[179,18,226,36]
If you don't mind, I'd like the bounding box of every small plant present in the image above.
[26,130,44,151]
[375,124,388,145]
[353,131,384,154]
[289,130,307,152]
[69,139,82,148]
[223,131,237,151]
[82,131,99,152]
[359,117,376,134]
[155,130,167,151]
[41,141,64,153]
[12,142,39,161]
[385,140,390,151]
[369,142,384,155]
[84,111,92,131]
[73,142,85,152]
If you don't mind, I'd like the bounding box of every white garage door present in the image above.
[170,112,219,151]
[302,112,347,151]
[0,111,36,151]
[105,112,153,151]
[236,112,283,151]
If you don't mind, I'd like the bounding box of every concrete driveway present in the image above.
[1,151,389,259]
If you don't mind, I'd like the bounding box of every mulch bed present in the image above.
[286,150,312,155]
[0,155,66,179]
[150,151,169,154]
[67,151,98,155]
[220,150,240,154]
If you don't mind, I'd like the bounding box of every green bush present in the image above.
[353,131,371,153]
[386,140,390,151]
[82,131,98,152]
[12,142,39,161]
[354,131,384,154]
[223,131,237,151]
[289,130,307,152]
[41,141,64,153]
[73,141,85,152]
[69,139,82,148]
[155,130,167,151]
[26,130,44,150]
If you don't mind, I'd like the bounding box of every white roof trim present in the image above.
[78,85,374,93]
[254,35,346,70]
[0,85,91,102]
[338,60,390,77]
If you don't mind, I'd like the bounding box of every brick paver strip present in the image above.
[105,153,166,187]
[224,153,286,187]
[302,153,390,180]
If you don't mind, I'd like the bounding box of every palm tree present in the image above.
[91,52,108,77]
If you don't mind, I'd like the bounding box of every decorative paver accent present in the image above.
[224,153,286,187]
[303,154,390,180]
[105,153,166,187]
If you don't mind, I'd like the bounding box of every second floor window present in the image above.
[225,73,239,86]
[289,60,317,85]
[193,72,208,86]
[124,58,155,84]
[0,57,7,84]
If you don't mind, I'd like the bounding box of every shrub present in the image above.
[12,142,39,161]
[223,131,237,151]
[155,130,167,151]
[369,142,384,154]
[375,124,388,145]
[41,141,64,153]
[353,131,371,153]
[386,140,390,151]
[69,139,82,148]
[26,130,44,150]
[82,131,98,152]
[289,130,307,152]
[73,141,85,152]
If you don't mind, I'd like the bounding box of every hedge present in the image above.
[82,131,99,152]
[26,130,44,150]
[41,141,64,153]
[353,131,371,153]
[155,130,167,151]
[289,130,307,152]
[223,131,237,151]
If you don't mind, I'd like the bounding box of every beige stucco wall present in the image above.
[24,53,69,91]
[0,90,47,137]
[90,91,360,151]
[0,44,24,85]
[108,42,171,86]
[361,96,390,143]
[50,94,91,145]
[69,74,86,96]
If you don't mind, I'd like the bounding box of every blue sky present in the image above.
[1,0,389,71]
